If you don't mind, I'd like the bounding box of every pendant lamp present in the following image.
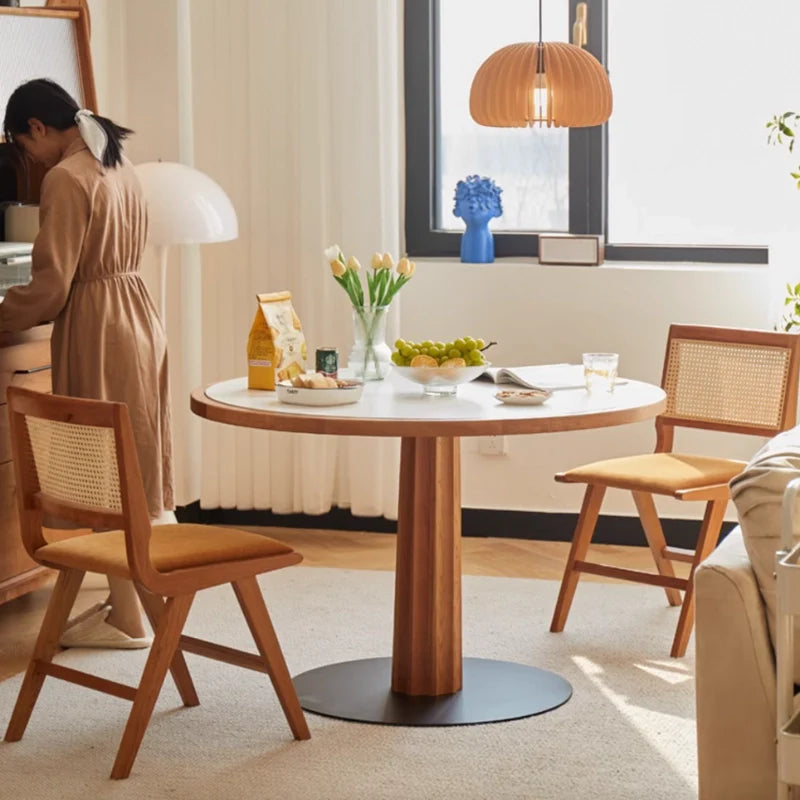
[469,1,612,128]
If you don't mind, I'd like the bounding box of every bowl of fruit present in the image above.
[391,337,493,395]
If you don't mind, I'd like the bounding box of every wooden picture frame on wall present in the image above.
[45,0,91,35]
[0,2,96,202]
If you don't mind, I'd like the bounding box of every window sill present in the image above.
[414,257,767,274]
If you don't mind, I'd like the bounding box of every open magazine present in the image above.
[478,363,628,392]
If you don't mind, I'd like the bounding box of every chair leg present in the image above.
[232,576,310,741]
[632,491,683,607]
[550,483,606,633]
[5,569,85,742]
[670,499,727,658]
[135,585,199,707]
[111,593,195,780]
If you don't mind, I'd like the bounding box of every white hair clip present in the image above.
[74,108,107,163]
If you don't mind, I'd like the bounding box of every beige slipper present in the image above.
[63,602,107,631]
[59,605,152,649]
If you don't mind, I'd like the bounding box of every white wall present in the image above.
[85,0,126,123]
[400,260,774,520]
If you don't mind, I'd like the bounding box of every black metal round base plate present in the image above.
[293,657,572,726]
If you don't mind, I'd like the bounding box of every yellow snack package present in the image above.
[247,291,307,390]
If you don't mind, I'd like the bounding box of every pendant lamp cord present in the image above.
[538,0,543,45]
[536,0,544,77]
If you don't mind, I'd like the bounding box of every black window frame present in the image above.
[404,0,768,265]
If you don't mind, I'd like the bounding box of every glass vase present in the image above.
[348,305,392,381]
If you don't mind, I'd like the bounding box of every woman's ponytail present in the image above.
[74,108,132,168]
[86,112,132,168]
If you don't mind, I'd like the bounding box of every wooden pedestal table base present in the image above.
[192,376,666,727]
[295,436,571,725]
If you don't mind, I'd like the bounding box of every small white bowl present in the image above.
[276,379,364,407]
[393,363,488,396]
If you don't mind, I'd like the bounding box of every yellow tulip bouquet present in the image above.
[324,245,417,379]
[324,245,416,310]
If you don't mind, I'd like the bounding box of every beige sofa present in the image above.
[695,526,782,799]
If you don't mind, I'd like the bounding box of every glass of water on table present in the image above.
[582,352,619,394]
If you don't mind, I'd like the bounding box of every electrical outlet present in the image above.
[478,435,508,456]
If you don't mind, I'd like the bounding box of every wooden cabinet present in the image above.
[0,323,53,604]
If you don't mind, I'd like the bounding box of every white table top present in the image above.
[196,373,667,438]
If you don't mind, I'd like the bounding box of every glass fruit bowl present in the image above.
[393,362,489,396]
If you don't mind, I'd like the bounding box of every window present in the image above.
[404,0,768,264]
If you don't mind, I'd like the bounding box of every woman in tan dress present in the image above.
[0,79,173,647]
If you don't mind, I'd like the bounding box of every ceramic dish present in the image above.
[393,363,489,396]
[276,379,364,407]
[494,388,552,406]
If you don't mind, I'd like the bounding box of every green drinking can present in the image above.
[315,347,338,378]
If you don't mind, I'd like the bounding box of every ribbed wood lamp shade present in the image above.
[469,41,612,128]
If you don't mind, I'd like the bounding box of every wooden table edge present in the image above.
[190,385,667,438]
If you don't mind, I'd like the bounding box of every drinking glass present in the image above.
[582,352,619,393]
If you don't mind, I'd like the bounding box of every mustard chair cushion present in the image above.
[558,453,747,496]
[35,523,293,579]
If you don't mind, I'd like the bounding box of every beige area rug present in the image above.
[0,567,697,800]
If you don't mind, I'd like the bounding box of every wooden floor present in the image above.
[0,527,683,683]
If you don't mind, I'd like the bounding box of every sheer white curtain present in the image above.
[189,0,402,517]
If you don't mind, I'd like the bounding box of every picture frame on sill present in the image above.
[538,234,604,266]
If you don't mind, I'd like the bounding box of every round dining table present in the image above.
[191,372,666,726]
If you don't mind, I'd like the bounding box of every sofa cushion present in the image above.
[730,425,800,680]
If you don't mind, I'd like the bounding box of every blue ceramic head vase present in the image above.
[453,175,503,263]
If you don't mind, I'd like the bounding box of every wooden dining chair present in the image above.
[3,387,310,779]
[550,324,800,657]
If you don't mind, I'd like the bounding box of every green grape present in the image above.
[400,346,413,358]
[391,352,404,365]
[409,347,421,357]
[435,342,445,351]
[463,337,476,351]
[475,338,486,350]
[421,340,433,349]
[468,348,483,364]
[429,347,441,359]
[395,339,406,350]
[448,348,461,359]
[454,338,466,351]
[420,347,430,356]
